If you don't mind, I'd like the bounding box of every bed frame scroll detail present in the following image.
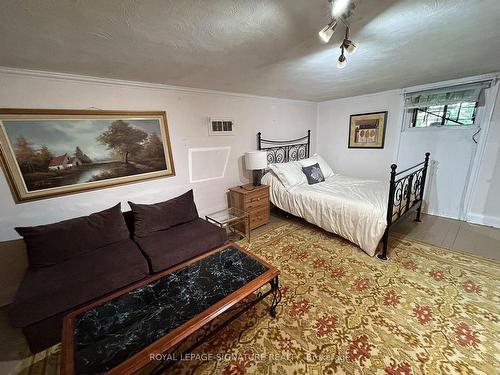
[377,152,431,260]
[257,130,311,163]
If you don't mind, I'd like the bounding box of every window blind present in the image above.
[404,81,491,109]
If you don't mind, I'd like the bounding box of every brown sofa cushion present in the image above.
[128,190,199,238]
[134,218,227,273]
[15,203,129,267]
[8,239,149,329]
[22,312,65,354]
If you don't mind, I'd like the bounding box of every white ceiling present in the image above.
[1,0,500,101]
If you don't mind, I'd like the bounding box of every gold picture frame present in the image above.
[0,109,175,203]
[348,111,388,149]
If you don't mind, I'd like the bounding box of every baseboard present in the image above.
[466,213,500,228]
[423,210,460,221]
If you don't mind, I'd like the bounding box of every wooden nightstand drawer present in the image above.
[249,206,270,229]
[244,189,268,203]
[228,184,270,230]
[244,193,269,211]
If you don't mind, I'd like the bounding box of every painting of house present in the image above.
[67,157,82,168]
[48,154,82,170]
[48,154,71,171]
[0,110,174,202]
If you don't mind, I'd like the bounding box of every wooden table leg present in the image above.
[247,214,251,243]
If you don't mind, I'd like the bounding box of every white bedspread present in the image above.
[262,172,388,256]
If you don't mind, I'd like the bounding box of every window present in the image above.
[404,81,491,129]
[410,101,478,128]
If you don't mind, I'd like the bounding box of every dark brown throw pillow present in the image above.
[128,190,199,238]
[15,203,129,268]
[302,162,325,185]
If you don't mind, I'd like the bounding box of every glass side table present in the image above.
[205,207,250,243]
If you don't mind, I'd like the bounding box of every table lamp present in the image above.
[245,151,268,186]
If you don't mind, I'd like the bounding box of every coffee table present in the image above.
[60,243,280,375]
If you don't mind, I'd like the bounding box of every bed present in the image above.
[257,131,430,260]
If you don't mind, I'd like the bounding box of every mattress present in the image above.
[261,171,388,256]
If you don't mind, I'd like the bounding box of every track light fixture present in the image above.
[319,0,358,69]
[318,19,337,43]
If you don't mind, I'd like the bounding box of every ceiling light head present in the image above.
[337,53,347,69]
[318,19,337,43]
[343,39,358,54]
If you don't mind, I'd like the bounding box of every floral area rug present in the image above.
[18,221,500,374]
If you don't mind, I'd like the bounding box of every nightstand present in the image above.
[228,184,270,231]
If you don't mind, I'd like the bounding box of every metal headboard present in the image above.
[257,130,311,164]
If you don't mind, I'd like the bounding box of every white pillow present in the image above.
[268,161,306,190]
[298,154,334,178]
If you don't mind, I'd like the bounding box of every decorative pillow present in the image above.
[299,154,334,178]
[302,163,325,185]
[15,203,129,267]
[268,161,306,190]
[129,190,199,238]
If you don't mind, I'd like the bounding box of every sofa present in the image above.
[9,190,227,353]
[127,190,228,273]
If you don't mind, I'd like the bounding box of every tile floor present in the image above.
[391,213,500,261]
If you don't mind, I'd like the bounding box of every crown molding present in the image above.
[0,66,315,104]
[318,88,402,104]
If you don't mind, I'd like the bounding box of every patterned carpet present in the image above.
[17,221,500,374]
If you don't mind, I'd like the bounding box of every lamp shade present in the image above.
[245,151,268,170]
[318,20,337,43]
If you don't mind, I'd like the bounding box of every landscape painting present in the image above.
[0,110,175,202]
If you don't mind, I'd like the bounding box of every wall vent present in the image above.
[208,117,234,136]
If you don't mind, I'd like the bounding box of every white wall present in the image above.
[468,87,500,227]
[397,118,480,220]
[0,70,316,242]
[316,90,403,180]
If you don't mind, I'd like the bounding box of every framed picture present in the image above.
[0,109,175,203]
[348,111,388,149]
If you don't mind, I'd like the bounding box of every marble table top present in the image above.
[72,246,269,374]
